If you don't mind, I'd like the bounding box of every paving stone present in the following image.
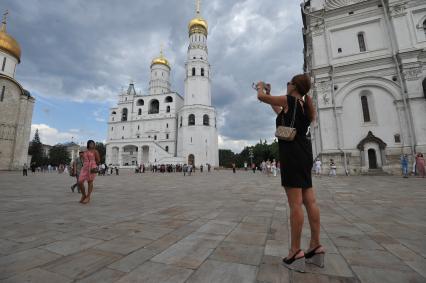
[43,249,121,280]
[196,220,238,235]
[186,259,257,283]
[292,272,358,283]
[108,248,157,272]
[330,234,384,250]
[339,248,412,271]
[76,267,125,283]
[41,236,103,256]
[93,235,152,255]
[225,229,268,246]
[0,248,61,280]
[150,234,219,269]
[351,265,425,283]
[115,261,193,283]
[209,241,264,266]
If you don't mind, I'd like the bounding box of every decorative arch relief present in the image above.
[402,67,422,81]
[314,81,332,106]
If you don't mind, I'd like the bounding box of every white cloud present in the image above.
[31,124,78,145]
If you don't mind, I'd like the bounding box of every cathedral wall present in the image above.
[318,109,338,151]
[340,86,401,149]
[12,96,34,169]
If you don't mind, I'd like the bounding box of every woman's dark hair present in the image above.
[87,140,95,149]
[291,74,315,122]
[291,74,311,96]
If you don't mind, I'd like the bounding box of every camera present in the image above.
[252,82,270,91]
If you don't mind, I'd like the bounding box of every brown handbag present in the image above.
[275,96,297,141]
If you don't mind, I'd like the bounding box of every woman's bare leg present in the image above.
[285,188,304,258]
[83,181,93,203]
[79,182,86,203]
[302,188,322,249]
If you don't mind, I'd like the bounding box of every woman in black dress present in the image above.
[256,74,324,272]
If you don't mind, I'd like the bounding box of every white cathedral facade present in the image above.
[0,13,34,170]
[303,0,426,174]
[105,5,218,168]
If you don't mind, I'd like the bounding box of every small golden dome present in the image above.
[0,13,21,63]
[188,17,208,36]
[151,51,170,69]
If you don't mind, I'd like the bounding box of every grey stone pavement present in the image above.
[0,170,425,283]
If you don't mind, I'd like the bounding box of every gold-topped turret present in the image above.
[0,10,21,63]
[151,47,170,69]
[188,0,208,37]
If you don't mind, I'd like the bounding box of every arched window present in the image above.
[358,32,366,52]
[166,134,169,139]
[201,68,205,77]
[180,116,183,127]
[137,99,144,106]
[121,108,128,121]
[361,95,371,122]
[165,96,173,103]
[166,106,170,113]
[188,114,195,126]
[165,146,169,152]
[203,114,209,126]
[154,135,157,140]
[192,67,196,76]
[422,78,426,99]
[149,99,159,114]
[138,109,142,115]
[111,111,116,115]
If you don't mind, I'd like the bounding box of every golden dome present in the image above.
[188,17,208,36]
[0,14,21,63]
[151,50,170,69]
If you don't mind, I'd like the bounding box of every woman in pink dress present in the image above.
[78,140,100,204]
[416,153,425,178]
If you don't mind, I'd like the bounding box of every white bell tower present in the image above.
[177,0,219,167]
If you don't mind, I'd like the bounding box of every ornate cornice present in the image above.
[389,3,407,18]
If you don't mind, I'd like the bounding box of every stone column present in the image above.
[118,147,122,166]
[137,146,143,165]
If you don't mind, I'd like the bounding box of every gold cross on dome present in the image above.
[2,10,8,25]
[196,0,201,15]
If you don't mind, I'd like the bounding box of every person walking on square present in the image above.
[78,140,100,204]
[251,162,256,173]
[272,159,277,177]
[314,158,322,176]
[22,163,28,176]
[401,154,409,178]
[232,162,236,173]
[256,74,324,272]
[329,159,336,176]
[416,153,425,178]
[71,151,84,193]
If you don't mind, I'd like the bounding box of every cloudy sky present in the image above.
[4,0,304,152]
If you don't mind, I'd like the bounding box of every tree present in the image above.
[219,149,235,167]
[48,145,70,166]
[95,142,106,164]
[28,129,45,167]
[219,139,280,168]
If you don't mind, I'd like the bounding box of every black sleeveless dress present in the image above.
[276,95,313,189]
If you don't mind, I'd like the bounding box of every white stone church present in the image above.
[0,12,34,170]
[105,3,218,168]
[303,0,426,174]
